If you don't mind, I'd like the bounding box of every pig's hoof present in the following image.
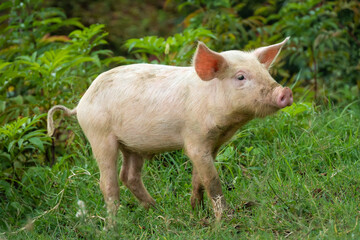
[142,199,156,210]
[103,216,117,231]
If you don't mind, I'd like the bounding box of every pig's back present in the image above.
[77,64,196,153]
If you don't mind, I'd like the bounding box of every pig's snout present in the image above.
[275,87,293,108]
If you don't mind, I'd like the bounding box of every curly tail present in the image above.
[47,105,77,137]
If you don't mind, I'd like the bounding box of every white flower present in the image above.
[75,200,87,218]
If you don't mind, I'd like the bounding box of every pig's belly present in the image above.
[113,116,185,154]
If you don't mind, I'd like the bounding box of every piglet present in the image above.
[48,38,293,222]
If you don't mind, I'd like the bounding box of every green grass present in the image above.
[1,102,360,239]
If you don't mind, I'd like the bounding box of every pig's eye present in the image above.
[237,75,245,81]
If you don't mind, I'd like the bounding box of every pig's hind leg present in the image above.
[89,134,120,218]
[120,150,156,209]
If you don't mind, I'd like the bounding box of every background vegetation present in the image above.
[1,0,359,238]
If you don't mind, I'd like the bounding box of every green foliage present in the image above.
[0,114,50,184]
[125,28,216,65]
[268,0,360,101]
[0,0,83,59]
[176,0,266,50]
[44,0,182,56]
[0,0,124,124]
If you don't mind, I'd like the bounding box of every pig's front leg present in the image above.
[191,168,205,209]
[185,144,227,221]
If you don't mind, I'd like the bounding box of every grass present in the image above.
[1,101,360,239]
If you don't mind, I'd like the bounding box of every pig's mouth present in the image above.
[254,104,280,118]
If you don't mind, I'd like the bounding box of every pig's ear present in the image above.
[193,42,228,81]
[253,37,290,69]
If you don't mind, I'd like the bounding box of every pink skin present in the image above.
[273,87,293,108]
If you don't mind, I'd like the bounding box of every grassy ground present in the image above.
[1,101,360,239]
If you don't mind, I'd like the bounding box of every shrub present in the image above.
[0,0,125,125]
[0,114,50,186]
[125,28,216,65]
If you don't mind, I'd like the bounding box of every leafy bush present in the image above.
[268,0,360,101]
[0,0,125,124]
[125,28,216,65]
[176,0,268,50]
[0,114,50,184]
[45,0,182,56]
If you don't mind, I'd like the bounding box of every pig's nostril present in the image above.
[275,87,293,108]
